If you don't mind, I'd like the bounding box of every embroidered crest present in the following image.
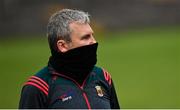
[95,86,104,97]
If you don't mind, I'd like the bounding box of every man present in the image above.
[19,9,120,109]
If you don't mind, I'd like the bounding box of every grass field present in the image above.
[0,26,179,108]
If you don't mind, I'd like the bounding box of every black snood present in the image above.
[48,43,98,85]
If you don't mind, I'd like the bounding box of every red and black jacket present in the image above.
[19,66,120,109]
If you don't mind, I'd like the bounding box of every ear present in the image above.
[57,40,69,53]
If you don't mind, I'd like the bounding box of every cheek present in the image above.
[79,40,92,46]
[74,40,90,47]
[69,41,85,49]
[70,38,93,49]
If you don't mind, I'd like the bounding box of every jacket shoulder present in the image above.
[92,66,112,86]
[34,66,51,81]
[24,66,51,96]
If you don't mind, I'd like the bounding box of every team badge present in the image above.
[95,85,104,97]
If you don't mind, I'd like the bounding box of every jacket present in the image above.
[19,66,120,109]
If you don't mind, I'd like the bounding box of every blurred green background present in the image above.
[0,26,179,108]
[0,0,180,109]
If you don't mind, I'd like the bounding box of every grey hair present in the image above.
[47,9,90,51]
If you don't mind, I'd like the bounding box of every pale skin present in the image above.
[57,22,97,53]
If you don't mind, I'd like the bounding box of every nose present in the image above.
[90,36,96,44]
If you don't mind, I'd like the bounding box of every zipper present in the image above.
[82,92,91,110]
[52,72,92,110]
[80,74,92,110]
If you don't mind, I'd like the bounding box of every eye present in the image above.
[81,34,91,40]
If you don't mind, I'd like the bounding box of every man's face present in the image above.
[57,22,96,53]
[68,22,96,50]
